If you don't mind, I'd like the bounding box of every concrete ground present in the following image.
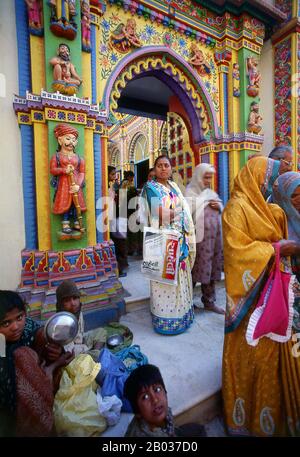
[102,257,227,437]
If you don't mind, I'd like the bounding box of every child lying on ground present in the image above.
[124,364,206,437]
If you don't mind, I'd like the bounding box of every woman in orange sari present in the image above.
[222,156,300,436]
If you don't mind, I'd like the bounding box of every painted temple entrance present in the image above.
[11,0,295,320]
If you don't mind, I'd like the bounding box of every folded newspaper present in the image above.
[141,227,181,286]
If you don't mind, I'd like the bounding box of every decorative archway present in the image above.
[159,122,168,153]
[103,47,220,146]
[129,133,148,163]
[108,143,121,167]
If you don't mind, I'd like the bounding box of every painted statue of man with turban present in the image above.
[50,124,86,237]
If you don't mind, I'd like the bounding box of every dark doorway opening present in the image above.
[135,159,149,190]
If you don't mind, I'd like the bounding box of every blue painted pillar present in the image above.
[15,0,37,249]
[218,151,229,205]
[216,61,229,201]
[94,134,103,242]
[90,22,97,104]
[15,0,31,95]
[223,73,229,134]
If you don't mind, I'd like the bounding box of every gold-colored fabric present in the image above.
[222,157,287,330]
[223,307,300,436]
[222,156,300,436]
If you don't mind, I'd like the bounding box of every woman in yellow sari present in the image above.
[222,156,300,436]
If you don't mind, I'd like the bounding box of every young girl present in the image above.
[0,290,73,436]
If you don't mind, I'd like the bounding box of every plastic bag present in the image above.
[53,354,107,437]
[115,344,148,373]
[97,348,132,413]
[246,243,292,346]
[96,389,122,426]
[142,227,181,285]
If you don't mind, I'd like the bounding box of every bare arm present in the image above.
[49,56,61,66]
[278,240,300,256]
[70,63,82,82]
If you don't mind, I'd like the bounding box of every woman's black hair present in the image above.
[0,290,27,321]
[124,364,167,414]
[108,165,116,175]
[125,171,135,178]
[154,155,171,168]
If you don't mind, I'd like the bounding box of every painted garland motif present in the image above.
[274,38,292,146]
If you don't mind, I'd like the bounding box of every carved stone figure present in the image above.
[50,43,82,95]
[25,0,43,35]
[232,62,240,97]
[81,0,91,52]
[110,19,142,53]
[67,0,77,26]
[48,0,77,40]
[246,56,261,96]
[247,101,263,134]
[50,124,86,240]
[189,44,211,76]
[48,0,57,19]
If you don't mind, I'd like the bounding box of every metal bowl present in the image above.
[44,311,79,346]
[106,333,124,349]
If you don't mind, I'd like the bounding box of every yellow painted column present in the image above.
[84,128,96,246]
[30,35,45,92]
[218,72,225,135]
[34,123,51,251]
[56,0,62,17]
[29,33,50,249]
[82,52,92,99]
[208,150,217,191]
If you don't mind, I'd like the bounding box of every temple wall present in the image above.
[0,1,25,289]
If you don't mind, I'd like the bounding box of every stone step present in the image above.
[174,391,222,427]
[120,285,225,427]
[125,295,150,313]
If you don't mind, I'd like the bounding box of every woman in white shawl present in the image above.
[185,163,224,314]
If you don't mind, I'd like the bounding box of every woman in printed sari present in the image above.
[272,172,300,333]
[222,156,300,436]
[0,290,73,436]
[141,155,195,335]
